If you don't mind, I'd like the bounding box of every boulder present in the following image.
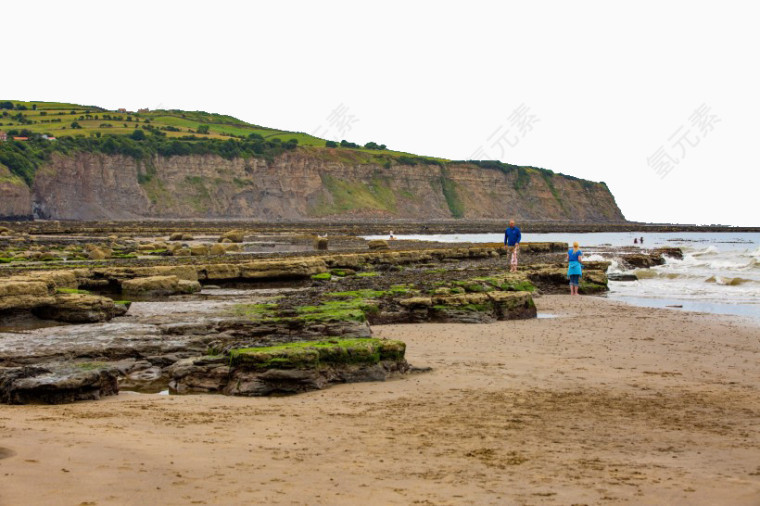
[32,294,127,323]
[622,253,665,269]
[178,279,202,294]
[653,247,684,260]
[608,273,638,282]
[219,230,245,243]
[223,243,243,252]
[39,251,58,261]
[368,240,389,250]
[209,244,227,256]
[169,232,184,241]
[88,247,110,260]
[190,244,209,256]
[121,275,180,296]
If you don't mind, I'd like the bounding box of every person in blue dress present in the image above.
[567,241,583,296]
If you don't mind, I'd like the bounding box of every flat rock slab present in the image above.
[170,338,409,396]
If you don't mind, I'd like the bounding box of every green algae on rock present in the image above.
[169,337,410,396]
[229,338,405,370]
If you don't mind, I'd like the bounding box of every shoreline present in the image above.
[1,220,759,236]
[2,295,759,505]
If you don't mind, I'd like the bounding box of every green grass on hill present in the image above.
[0,100,397,153]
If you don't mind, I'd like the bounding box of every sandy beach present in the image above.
[1,295,759,505]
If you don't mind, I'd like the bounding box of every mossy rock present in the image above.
[368,239,389,250]
[229,338,405,370]
[231,298,372,324]
[580,280,607,294]
[330,268,355,277]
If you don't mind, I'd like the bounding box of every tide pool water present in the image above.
[365,232,760,321]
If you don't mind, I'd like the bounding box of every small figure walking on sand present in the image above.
[504,219,522,273]
[389,230,395,240]
[567,241,583,296]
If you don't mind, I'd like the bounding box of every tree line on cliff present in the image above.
[0,132,300,186]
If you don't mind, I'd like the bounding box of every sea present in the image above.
[364,231,760,321]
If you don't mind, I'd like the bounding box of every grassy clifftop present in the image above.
[0,99,414,154]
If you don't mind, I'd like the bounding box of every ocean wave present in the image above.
[691,245,720,256]
[635,269,701,280]
[705,276,757,286]
[664,249,760,271]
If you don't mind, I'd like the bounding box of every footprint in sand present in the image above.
[0,447,16,460]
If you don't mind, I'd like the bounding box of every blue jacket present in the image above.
[504,226,521,246]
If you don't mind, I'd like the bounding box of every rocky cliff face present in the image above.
[0,166,33,219]
[4,151,625,221]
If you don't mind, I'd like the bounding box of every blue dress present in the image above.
[567,249,583,277]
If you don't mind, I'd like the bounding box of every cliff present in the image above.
[6,151,625,222]
[0,165,32,219]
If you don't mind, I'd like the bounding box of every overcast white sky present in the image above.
[4,1,758,225]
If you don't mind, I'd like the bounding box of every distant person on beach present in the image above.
[389,230,395,240]
[567,241,583,296]
[504,220,522,273]
[640,236,644,244]
[634,238,638,244]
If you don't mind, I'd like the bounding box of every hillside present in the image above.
[0,100,625,222]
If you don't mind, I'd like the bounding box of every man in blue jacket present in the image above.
[504,219,522,272]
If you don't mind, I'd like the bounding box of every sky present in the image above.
[4,1,758,226]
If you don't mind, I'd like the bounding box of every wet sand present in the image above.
[1,295,759,505]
